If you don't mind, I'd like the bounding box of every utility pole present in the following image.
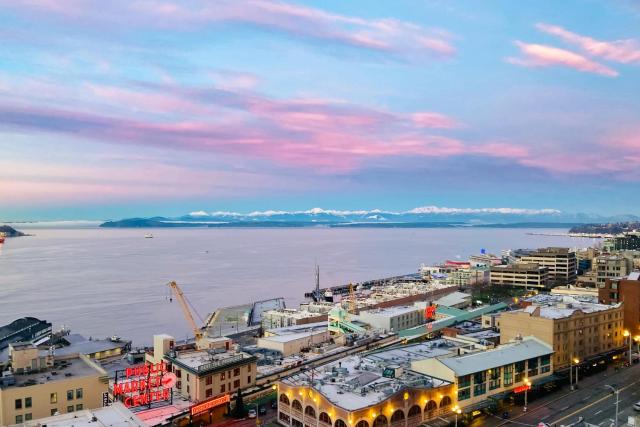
[604,385,620,427]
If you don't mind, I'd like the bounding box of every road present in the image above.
[477,363,640,427]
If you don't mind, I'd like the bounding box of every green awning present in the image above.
[488,390,513,401]
[461,399,494,413]
[532,374,559,386]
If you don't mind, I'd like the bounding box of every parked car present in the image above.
[633,401,640,411]
[259,406,267,416]
[248,409,257,418]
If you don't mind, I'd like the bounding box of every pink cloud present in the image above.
[1,0,456,60]
[536,23,640,64]
[507,41,619,77]
[471,143,529,159]
[411,112,460,129]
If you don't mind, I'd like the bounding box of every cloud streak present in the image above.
[536,23,640,64]
[507,41,619,77]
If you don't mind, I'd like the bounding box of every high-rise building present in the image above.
[490,263,549,289]
[518,247,577,285]
[595,255,634,288]
[599,272,640,333]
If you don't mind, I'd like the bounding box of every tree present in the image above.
[233,389,246,418]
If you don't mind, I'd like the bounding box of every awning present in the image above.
[487,390,513,401]
[532,374,560,386]
[461,399,494,413]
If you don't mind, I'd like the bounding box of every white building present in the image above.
[354,305,424,332]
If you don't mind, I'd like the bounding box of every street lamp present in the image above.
[570,356,575,390]
[573,358,580,389]
[403,392,409,427]
[523,378,531,412]
[453,405,462,427]
[604,385,620,427]
[624,330,631,365]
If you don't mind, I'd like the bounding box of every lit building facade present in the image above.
[518,247,577,285]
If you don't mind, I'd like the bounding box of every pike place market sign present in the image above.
[113,361,177,408]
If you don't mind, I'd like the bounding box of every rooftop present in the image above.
[358,305,421,318]
[11,402,147,427]
[54,334,130,357]
[434,292,471,307]
[282,343,455,410]
[491,263,546,272]
[4,355,105,389]
[263,308,327,319]
[516,294,618,319]
[166,349,255,375]
[437,337,553,376]
[265,321,328,336]
[260,329,327,343]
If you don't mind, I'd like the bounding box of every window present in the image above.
[187,385,190,394]
[76,404,83,411]
[503,365,514,386]
[76,388,83,399]
[25,413,32,421]
[176,369,181,378]
[234,368,240,376]
[247,375,251,383]
[51,409,58,416]
[67,390,74,400]
[67,405,74,413]
[15,399,22,410]
[234,379,240,388]
[458,388,471,401]
[458,375,471,388]
[473,383,486,396]
[25,397,32,408]
[221,372,225,380]
[473,371,486,385]
[15,415,23,424]
[206,376,212,385]
[528,358,539,377]
[221,384,226,393]
[206,388,213,398]
[247,364,251,372]
[50,393,58,404]
[186,373,190,381]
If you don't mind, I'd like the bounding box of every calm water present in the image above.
[0,227,598,345]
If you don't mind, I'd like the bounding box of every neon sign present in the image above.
[113,362,175,408]
[191,394,230,416]
[513,384,531,393]
[425,304,437,320]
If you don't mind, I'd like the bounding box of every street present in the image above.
[474,363,640,427]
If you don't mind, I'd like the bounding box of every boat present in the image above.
[144,233,153,239]
[324,289,334,302]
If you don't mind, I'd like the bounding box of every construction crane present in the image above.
[167,281,204,343]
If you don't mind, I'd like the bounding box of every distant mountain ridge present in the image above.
[100,206,640,228]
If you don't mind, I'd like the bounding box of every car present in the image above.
[248,409,257,418]
[633,401,640,411]
[259,406,267,416]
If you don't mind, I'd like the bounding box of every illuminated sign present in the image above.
[191,394,231,416]
[513,384,531,393]
[113,362,174,408]
[425,304,437,320]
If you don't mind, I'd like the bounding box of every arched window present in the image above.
[391,410,405,423]
[408,405,421,417]
[355,421,370,427]
[305,406,316,418]
[373,415,387,427]
[280,394,290,405]
[320,412,332,425]
[335,420,347,427]
[425,400,438,412]
[292,400,303,411]
[440,396,452,408]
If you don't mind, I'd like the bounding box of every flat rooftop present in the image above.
[265,321,328,336]
[260,329,327,343]
[519,294,619,319]
[282,345,452,410]
[5,356,104,388]
[263,309,326,319]
[12,402,147,427]
[359,305,421,317]
[166,349,255,375]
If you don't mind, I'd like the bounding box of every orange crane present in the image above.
[167,281,204,343]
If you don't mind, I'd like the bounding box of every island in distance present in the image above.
[0,225,26,237]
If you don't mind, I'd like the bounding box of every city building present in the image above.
[10,402,147,427]
[0,343,109,426]
[433,291,472,309]
[596,255,634,288]
[518,247,577,285]
[412,336,553,411]
[576,247,600,274]
[599,272,640,332]
[603,232,640,252]
[277,342,459,427]
[445,267,489,287]
[576,271,598,288]
[550,285,599,298]
[499,295,624,369]
[257,327,330,357]
[354,306,425,333]
[490,263,550,289]
[261,308,328,329]
[52,334,131,361]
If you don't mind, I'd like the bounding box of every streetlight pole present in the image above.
[523,379,531,412]
[604,385,620,427]
[624,330,631,365]
[570,357,574,390]
[573,358,580,389]
[453,405,461,427]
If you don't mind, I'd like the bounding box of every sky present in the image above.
[1,0,639,220]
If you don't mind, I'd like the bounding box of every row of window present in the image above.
[15,405,84,424]
[15,389,83,410]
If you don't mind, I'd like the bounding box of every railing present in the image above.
[391,420,405,427]
[280,405,291,414]
[304,415,317,425]
[407,415,422,427]
[291,409,303,419]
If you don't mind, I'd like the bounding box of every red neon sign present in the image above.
[425,304,437,320]
[513,384,531,393]
[191,394,231,416]
[114,362,174,408]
